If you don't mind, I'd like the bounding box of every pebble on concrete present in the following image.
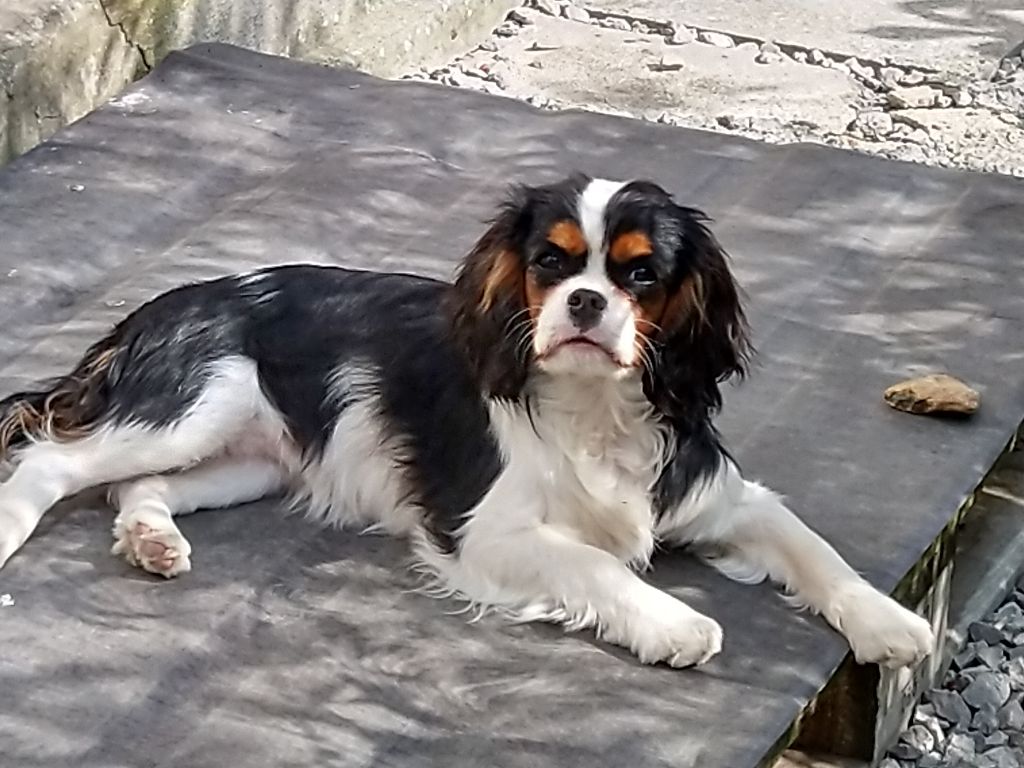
[755,41,784,65]
[562,5,590,22]
[668,26,695,46]
[888,85,943,109]
[697,30,735,48]
[883,374,980,416]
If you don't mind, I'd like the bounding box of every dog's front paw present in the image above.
[831,582,933,668]
[606,591,723,668]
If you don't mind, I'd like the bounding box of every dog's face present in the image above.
[450,174,750,421]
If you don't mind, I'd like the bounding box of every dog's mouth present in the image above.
[539,336,625,366]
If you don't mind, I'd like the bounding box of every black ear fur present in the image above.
[645,209,752,425]
[447,188,534,399]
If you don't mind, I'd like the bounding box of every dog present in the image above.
[0,174,933,669]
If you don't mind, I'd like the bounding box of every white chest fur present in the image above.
[489,375,668,566]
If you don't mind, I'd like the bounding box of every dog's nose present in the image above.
[567,288,608,330]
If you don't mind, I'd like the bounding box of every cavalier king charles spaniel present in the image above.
[0,174,933,669]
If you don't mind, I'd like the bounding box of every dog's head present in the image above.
[449,174,750,421]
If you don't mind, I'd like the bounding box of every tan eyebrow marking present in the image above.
[609,231,654,263]
[546,220,587,257]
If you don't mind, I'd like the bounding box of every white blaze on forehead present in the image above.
[577,178,628,258]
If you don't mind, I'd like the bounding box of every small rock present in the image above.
[997,698,1024,729]
[906,128,933,146]
[915,709,947,746]
[955,641,985,670]
[715,114,752,130]
[494,22,519,37]
[599,17,630,31]
[888,85,943,108]
[946,731,977,761]
[884,374,980,416]
[846,57,875,79]
[562,5,590,22]
[0,593,13,607]
[982,746,1022,768]
[529,0,560,16]
[808,48,826,65]
[792,51,807,63]
[881,68,907,90]
[992,603,1024,632]
[999,113,1021,126]
[896,724,936,759]
[972,621,1007,645]
[528,60,544,69]
[668,26,695,45]
[951,89,974,106]
[648,55,685,73]
[478,40,498,52]
[984,731,1010,749]
[973,703,1001,735]
[508,9,533,25]
[930,689,973,728]
[900,70,926,85]
[979,645,1006,670]
[855,111,894,139]
[963,672,1012,711]
[755,41,784,64]
[69,183,85,192]
[1005,658,1024,691]
[952,672,977,693]
[697,30,735,48]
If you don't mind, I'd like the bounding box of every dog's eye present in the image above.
[535,250,565,271]
[628,264,658,286]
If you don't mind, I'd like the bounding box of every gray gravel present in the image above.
[885,580,1024,768]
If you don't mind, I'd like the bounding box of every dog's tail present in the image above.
[0,335,121,459]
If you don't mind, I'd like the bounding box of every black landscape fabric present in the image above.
[1,44,1023,768]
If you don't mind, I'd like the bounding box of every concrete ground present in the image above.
[409,0,1024,177]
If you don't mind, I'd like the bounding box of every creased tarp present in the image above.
[0,44,1022,768]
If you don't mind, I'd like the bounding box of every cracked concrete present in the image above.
[413,1,1024,177]
[97,0,152,72]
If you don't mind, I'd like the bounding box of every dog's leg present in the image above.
[110,457,288,578]
[0,358,276,569]
[670,463,934,668]
[439,522,723,668]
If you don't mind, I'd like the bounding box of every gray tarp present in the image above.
[1,44,1023,768]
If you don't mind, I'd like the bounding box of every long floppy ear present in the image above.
[646,210,752,424]
[447,188,533,399]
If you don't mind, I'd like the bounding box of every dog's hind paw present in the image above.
[112,512,191,578]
